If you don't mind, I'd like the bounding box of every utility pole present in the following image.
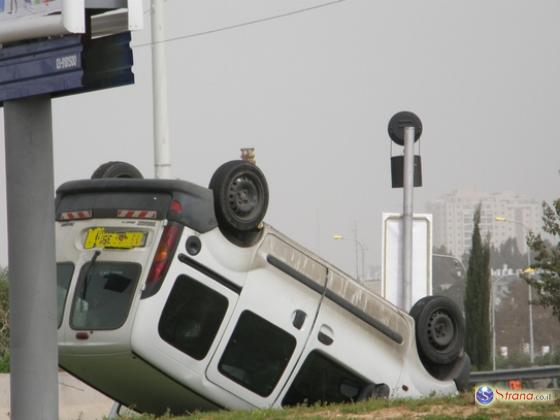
[151,0,171,179]
[495,216,535,363]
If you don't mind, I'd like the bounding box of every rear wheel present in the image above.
[91,161,143,179]
[209,160,268,246]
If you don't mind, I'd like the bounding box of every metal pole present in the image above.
[492,276,496,370]
[361,243,366,281]
[353,222,359,280]
[151,0,172,179]
[4,95,58,420]
[402,126,415,311]
[528,250,534,363]
[432,253,466,273]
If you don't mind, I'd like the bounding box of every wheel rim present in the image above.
[227,174,261,221]
[427,310,455,349]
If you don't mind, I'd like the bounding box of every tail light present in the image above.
[142,222,183,298]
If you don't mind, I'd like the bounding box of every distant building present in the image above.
[426,190,541,258]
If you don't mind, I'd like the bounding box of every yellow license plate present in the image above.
[84,227,146,250]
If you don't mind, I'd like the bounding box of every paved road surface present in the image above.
[0,372,114,420]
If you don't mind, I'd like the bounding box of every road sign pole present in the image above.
[388,111,422,311]
[402,126,415,311]
[4,95,58,420]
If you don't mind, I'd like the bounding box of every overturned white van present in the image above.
[55,160,470,415]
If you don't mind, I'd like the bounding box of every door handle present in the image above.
[318,324,334,345]
[292,309,307,329]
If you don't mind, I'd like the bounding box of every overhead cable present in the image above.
[133,0,348,48]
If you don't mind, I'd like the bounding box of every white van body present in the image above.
[55,173,468,415]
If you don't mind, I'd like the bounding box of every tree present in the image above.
[490,237,526,271]
[464,205,492,370]
[526,199,560,321]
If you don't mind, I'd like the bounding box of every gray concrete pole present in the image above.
[402,126,415,311]
[4,95,59,420]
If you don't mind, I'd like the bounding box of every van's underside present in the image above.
[60,352,221,415]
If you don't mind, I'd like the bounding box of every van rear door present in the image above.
[57,216,165,353]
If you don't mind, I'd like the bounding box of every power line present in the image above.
[133,0,348,48]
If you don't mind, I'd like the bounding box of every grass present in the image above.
[0,355,8,373]
[114,392,560,420]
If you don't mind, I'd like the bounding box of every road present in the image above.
[0,372,113,420]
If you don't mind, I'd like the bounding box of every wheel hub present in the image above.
[228,175,259,218]
[427,310,455,348]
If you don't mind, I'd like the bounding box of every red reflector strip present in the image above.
[60,211,93,220]
[117,210,157,219]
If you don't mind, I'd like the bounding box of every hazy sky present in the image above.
[1,0,560,277]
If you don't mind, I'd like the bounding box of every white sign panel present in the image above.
[381,213,433,310]
[0,0,63,20]
[0,0,143,44]
[0,0,84,44]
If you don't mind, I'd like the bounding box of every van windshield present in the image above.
[70,262,141,330]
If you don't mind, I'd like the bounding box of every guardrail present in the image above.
[469,365,560,384]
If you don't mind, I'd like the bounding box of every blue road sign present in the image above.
[0,32,134,105]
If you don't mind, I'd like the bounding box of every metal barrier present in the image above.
[469,365,560,384]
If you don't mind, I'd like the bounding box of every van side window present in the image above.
[282,351,366,406]
[159,275,228,360]
[57,262,74,328]
[218,310,296,397]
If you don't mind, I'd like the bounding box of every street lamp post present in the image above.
[333,233,367,281]
[491,275,496,370]
[432,253,466,274]
[495,216,534,364]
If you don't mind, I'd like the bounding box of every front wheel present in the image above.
[410,295,464,367]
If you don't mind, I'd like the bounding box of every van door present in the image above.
[278,269,409,406]
[205,234,327,408]
[56,218,165,354]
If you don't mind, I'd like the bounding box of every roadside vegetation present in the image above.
[115,393,560,420]
[464,205,492,371]
[526,198,560,322]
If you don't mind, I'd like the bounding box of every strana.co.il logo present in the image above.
[475,384,556,406]
[475,385,495,406]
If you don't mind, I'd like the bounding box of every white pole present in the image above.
[151,0,172,179]
[402,126,415,311]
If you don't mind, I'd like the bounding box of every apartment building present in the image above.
[426,190,541,258]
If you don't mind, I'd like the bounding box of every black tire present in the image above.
[410,295,464,366]
[356,383,390,401]
[409,295,432,321]
[91,161,143,179]
[209,160,269,233]
[453,353,471,392]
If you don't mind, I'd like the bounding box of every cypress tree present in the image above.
[464,205,492,370]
